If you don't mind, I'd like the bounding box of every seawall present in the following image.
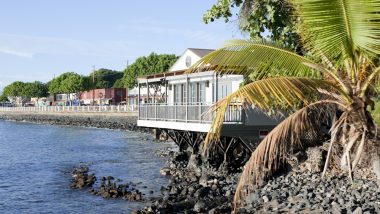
[0,112,148,132]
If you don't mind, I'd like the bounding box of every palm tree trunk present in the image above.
[335,99,378,179]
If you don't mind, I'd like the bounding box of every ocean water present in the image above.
[0,120,174,214]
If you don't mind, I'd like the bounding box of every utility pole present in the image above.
[126,59,129,103]
[92,65,95,105]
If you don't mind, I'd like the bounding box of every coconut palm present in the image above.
[189,0,380,210]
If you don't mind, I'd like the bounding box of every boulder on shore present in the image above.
[70,165,96,189]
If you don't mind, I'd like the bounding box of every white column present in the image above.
[185,75,189,122]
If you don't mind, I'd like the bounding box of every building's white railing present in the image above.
[0,105,138,113]
[138,102,244,124]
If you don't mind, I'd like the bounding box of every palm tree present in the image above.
[189,0,380,210]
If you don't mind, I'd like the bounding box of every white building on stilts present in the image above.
[137,48,281,157]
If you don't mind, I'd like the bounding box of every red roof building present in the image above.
[80,88,127,105]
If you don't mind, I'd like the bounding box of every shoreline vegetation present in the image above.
[1,112,380,213]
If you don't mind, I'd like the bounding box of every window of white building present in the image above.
[199,82,206,103]
[190,83,197,104]
[217,83,231,100]
[182,84,187,103]
[174,85,181,103]
[174,82,206,104]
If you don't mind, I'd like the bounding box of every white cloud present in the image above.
[0,48,34,58]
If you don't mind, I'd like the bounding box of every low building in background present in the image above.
[53,93,79,106]
[80,88,127,105]
[127,86,163,106]
[126,87,138,106]
[31,95,54,107]
[0,101,13,107]
[6,96,30,107]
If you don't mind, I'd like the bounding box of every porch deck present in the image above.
[137,103,244,132]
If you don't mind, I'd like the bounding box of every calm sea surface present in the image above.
[0,120,174,214]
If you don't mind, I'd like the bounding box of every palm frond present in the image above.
[295,0,380,61]
[188,39,321,80]
[361,66,380,96]
[204,77,342,148]
[233,101,338,210]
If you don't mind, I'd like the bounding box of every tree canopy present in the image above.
[203,0,300,50]
[2,81,26,97]
[0,94,8,102]
[2,81,48,101]
[112,78,125,88]
[48,72,90,94]
[88,68,123,89]
[26,81,48,99]
[122,53,178,88]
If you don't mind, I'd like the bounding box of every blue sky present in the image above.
[0,0,245,90]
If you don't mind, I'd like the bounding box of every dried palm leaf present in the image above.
[233,101,340,210]
[204,77,342,149]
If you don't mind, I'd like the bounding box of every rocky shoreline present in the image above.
[137,147,380,214]
[137,150,239,214]
[70,165,144,201]
[240,169,380,213]
[0,112,150,132]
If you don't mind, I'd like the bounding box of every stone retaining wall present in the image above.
[0,112,148,132]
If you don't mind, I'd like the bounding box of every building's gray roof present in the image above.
[188,48,214,58]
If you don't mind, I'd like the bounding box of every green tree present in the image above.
[48,72,75,94]
[2,81,29,106]
[61,75,85,94]
[0,94,9,102]
[204,0,300,50]
[3,81,26,97]
[22,82,34,99]
[48,72,90,105]
[3,81,49,105]
[112,78,125,88]
[89,68,123,89]
[27,81,48,103]
[49,72,89,93]
[192,0,380,210]
[122,53,178,88]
